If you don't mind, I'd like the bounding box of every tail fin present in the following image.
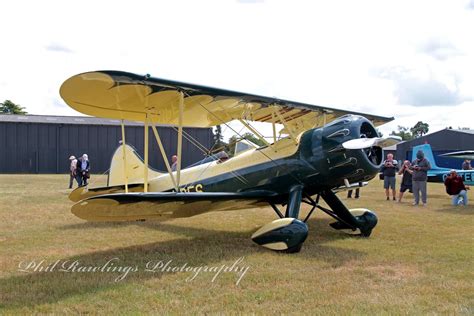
[108,144,162,186]
[411,144,440,169]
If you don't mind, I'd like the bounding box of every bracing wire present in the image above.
[182,91,305,186]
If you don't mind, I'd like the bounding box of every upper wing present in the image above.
[71,191,277,221]
[439,150,474,160]
[60,71,393,133]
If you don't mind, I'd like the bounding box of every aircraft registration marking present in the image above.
[179,184,204,192]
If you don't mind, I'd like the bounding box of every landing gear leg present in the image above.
[320,190,378,237]
[285,185,303,218]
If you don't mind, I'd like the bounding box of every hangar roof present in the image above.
[451,129,474,135]
[0,114,172,127]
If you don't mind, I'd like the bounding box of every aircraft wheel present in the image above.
[251,218,308,253]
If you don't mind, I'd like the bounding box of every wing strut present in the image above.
[144,114,149,192]
[149,118,178,191]
[120,120,129,193]
[273,106,298,145]
[271,111,277,144]
[238,119,272,148]
[176,91,184,188]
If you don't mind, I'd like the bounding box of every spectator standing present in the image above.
[397,160,413,203]
[411,150,431,206]
[69,155,77,189]
[347,182,362,199]
[171,155,178,171]
[347,188,360,199]
[76,154,90,186]
[381,153,398,201]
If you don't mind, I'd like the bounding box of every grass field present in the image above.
[0,174,473,314]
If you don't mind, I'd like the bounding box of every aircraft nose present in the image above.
[320,115,384,182]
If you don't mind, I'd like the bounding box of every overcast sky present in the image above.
[1,0,473,138]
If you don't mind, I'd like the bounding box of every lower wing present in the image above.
[72,191,277,221]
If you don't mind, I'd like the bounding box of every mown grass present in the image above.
[0,174,473,314]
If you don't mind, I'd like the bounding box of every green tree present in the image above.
[242,132,266,147]
[227,135,239,156]
[390,125,413,141]
[410,121,429,138]
[212,125,226,151]
[227,132,266,156]
[0,100,27,114]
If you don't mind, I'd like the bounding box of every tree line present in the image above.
[390,121,430,140]
[0,100,27,114]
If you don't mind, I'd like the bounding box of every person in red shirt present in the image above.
[444,170,469,206]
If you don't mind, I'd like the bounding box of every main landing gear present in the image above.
[251,186,378,253]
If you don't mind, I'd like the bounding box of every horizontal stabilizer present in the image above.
[68,183,144,202]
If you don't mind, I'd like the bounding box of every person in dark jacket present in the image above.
[381,153,398,201]
[411,150,431,206]
[444,170,469,206]
[76,154,90,186]
[397,160,413,203]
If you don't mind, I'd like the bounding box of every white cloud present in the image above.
[418,38,461,61]
[467,0,474,9]
[374,66,467,106]
[45,43,73,53]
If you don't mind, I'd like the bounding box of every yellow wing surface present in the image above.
[60,71,393,134]
[72,191,276,221]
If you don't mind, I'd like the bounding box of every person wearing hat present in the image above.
[411,149,431,206]
[76,154,90,186]
[462,159,472,170]
[444,169,469,206]
[68,155,77,189]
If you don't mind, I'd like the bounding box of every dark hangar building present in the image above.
[394,128,474,169]
[0,114,213,174]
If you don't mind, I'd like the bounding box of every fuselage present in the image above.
[428,169,474,185]
[148,115,383,200]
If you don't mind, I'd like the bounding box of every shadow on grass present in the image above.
[1,219,366,309]
[432,204,474,215]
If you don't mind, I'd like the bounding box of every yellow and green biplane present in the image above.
[60,70,400,253]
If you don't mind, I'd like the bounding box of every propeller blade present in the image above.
[342,138,376,149]
[342,136,401,150]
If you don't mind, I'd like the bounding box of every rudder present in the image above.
[411,144,439,169]
[108,144,161,186]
